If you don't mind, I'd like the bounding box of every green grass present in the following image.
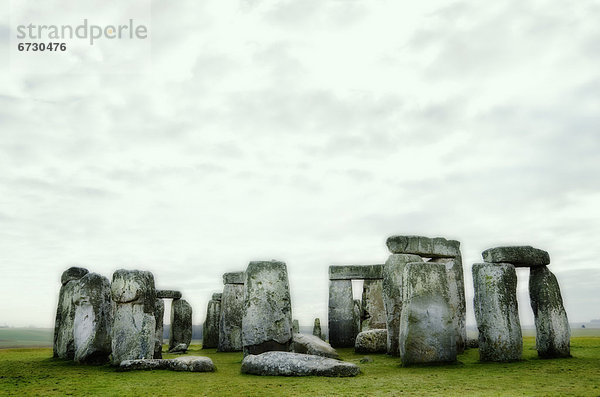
[1,337,599,396]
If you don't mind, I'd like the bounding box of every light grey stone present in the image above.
[72,273,112,364]
[292,333,339,359]
[361,279,386,331]
[241,351,360,377]
[169,299,192,351]
[328,264,383,280]
[292,320,300,334]
[168,343,188,353]
[399,262,456,365]
[386,235,460,258]
[223,271,245,285]
[482,246,550,267]
[328,279,354,347]
[202,297,221,349]
[118,358,168,371]
[473,263,522,362]
[54,267,88,359]
[218,283,244,352]
[355,329,387,354]
[242,260,293,356]
[154,298,164,358]
[529,266,570,358]
[382,254,422,356]
[111,269,156,365]
[156,290,182,299]
[118,356,215,372]
[313,318,323,340]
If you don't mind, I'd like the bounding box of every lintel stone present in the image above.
[386,235,460,258]
[223,271,245,285]
[328,265,383,280]
[156,290,182,299]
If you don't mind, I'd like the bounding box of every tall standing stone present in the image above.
[353,299,361,340]
[242,260,293,356]
[328,279,354,347]
[203,293,222,349]
[169,299,192,351]
[382,254,421,356]
[361,279,386,331]
[54,267,89,359]
[219,272,245,352]
[473,263,522,362]
[313,318,323,340]
[111,269,157,365]
[72,272,113,364]
[399,262,456,365]
[154,298,164,358]
[293,319,300,334]
[529,266,570,358]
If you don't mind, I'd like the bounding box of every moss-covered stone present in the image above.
[218,283,244,352]
[169,299,192,351]
[328,279,354,348]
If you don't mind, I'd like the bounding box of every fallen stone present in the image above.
[361,279,386,331]
[292,320,300,334]
[54,267,88,359]
[72,273,113,364]
[241,351,360,377]
[169,299,192,351]
[328,264,383,280]
[313,318,323,340]
[359,356,373,363]
[242,260,293,356]
[399,262,456,365]
[202,296,221,349]
[473,263,522,362]
[218,283,244,352]
[355,329,387,354]
[154,298,164,359]
[386,235,460,258]
[118,356,215,372]
[118,358,168,371]
[156,290,182,300]
[529,266,570,358]
[168,343,188,353]
[482,246,550,267]
[292,333,339,359]
[223,271,245,285]
[328,279,354,348]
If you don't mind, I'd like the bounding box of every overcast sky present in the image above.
[1,0,599,329]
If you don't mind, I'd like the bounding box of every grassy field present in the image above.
[1,336,599,396]
[0,328,53,348]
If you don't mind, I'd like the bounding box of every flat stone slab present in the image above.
[482,246,550,267]
[156,290,182,299]
[292,333,339,359]
[328,264,383,280]
[386,235,460,258]
[355,329,387,354]
[118,356,215,372]
[223,271,245,285]
[241,351,360,377]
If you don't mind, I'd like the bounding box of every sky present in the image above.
[0,0,599,329]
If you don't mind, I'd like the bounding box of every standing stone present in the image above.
[72,273,112,364]
[202,294,222,349]
[313,318,323,340]
[382,254,422,356]
[473,263,522,362]
[361,279,386,331]
[328,279,354,347]
[169,299,192,351]
[430,256,467,354]
[218,273,245,352]
[529,266,570,358]
[154,298,164,358]
[293,319,300,334]
[242,260,293,356]
[353,299,362,340]
[54,267,89,359]
[111,269,157,365]
[399,262,456,365]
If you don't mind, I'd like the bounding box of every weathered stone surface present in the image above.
[111,269,156,365]
[328,264,383,280]
[223,271,245,285]
[241,351,360,377]
[72,273,112,364]
[202,297,221,349]
[154,298,164,358]
[169,299,192,351]
[118,356,215,372]
[386,235,460,258]
[54,267,88,359]
[353,299,361,341]
[292,320,300,334]
[399,262,456,365]
[382,254,422,356]
[242,260,293,356]
[473,263,522,362]
[328,279,354,347]
[482,246,550,267]
[361,279,386,331]
[313,318,323,340]
[156,290,182,300]
[168,343,188,353]
[430,256,467,354]
[466,338,479,349]
[292,333,339,359]
[212,293,222,301]
[218,283,244,352]
[355,329,387,354]
[529,266,570,358]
